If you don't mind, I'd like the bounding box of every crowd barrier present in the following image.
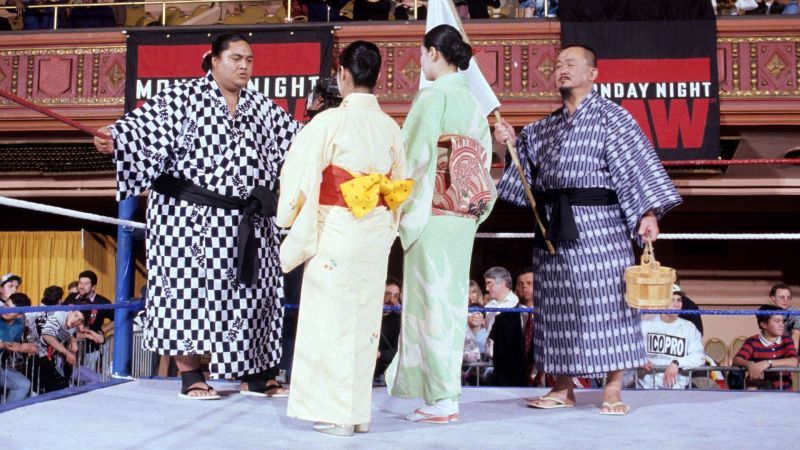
[1,337,113,404]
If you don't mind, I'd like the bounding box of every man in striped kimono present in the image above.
[494,44,681,415]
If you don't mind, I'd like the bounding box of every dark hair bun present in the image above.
[339,41,382,89]
[449,41,472,71]
[423,24,472,71]
[201,33,250,72]
[201,53,213,72]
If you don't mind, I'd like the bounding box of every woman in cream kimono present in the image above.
[277,41,412,437]
[386,24,496,423]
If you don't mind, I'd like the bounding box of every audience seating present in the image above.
[704,338,728,366]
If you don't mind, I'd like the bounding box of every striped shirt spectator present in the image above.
[733,305,799,390]
[734,335,797,390]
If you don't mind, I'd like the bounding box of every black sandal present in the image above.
[240,378,289,398]
[178,368,220,400]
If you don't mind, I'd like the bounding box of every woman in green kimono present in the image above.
[386,24,496,423]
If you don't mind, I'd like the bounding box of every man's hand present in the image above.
[663,362,679,388]
[642,360,653,371]
[638,210,660,242]
[6,342,36,355]
[68,339,78,354]
[17,343,38,354]
[65,351,77,365]
[14,0,24,14]
[747,360,769,380]
[94,126,115,154]
[82,329,104,344]
[493,118,516,146]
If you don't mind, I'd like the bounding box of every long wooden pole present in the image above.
[493,110,556,255]
[0,88,109,139]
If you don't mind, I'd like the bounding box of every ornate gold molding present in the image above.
[0,97,124,106]
[0,46,126,57]
[718,36,800,44]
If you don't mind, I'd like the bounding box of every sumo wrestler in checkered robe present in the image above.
[109,72,300,379]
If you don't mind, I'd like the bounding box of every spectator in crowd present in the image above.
[303,0,340,21]
[0,0,23,30]
[39,307,99,385]
[40,285,64,306]
[462,310,489,384]
[0,273,21,303]
[352,0,391,20]
[393,0,426,20]
[464,310,488,362]
[672,284,704,335]
[483,266,518,334]
[488,309,533,386]
[18,308,68,393]
[375,277,403,382]
[68,0,115,28]
[638,293,705,389]
[744,0,784,14]
[465,0,500,19]
[733,305,798,390]
[20,0,67,30]
[514,267,533,308]
[519,0,558,17]
[487,268,534,387]
[468,279,483,306]
[783,0,799,14]
[63,280,79,304]
[0,293,36,403]
[63,270,112,383]
[64,270,113,335]
[768,283,799,349]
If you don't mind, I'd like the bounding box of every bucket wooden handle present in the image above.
[642,239,657,268]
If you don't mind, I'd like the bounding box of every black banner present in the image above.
[124,27,334,120]
[560,1,720,161]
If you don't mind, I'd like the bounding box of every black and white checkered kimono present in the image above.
[497,90,682,377]
[110,73,300,378]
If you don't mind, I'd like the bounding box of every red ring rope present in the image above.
[0,88,109,139]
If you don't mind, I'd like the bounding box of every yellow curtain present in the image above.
[0,231,146,305]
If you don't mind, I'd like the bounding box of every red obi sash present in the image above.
[319,165,388,208]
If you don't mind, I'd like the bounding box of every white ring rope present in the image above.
[0,196,145,229]
[1,196,796,240]
[475,232,800,240]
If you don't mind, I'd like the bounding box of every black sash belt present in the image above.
[533,188,619,250]
[151,174,277,287]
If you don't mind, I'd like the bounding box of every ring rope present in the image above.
[490,157,800,169]
[0,196,145,229]
[4,300,145,314]
[475,232,800,240]
[662,158,800,166]
[6,302,798,316]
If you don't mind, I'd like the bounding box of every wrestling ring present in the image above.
[0,154,798,448]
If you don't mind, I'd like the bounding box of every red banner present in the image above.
[562,19,720,161]
[125,28,333,119]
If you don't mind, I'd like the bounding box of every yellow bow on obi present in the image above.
[339,173,414,219]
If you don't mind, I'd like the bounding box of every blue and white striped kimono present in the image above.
[497,90,682,377]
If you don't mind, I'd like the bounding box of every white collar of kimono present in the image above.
[560,88,599,122]
[203,71,253,115]
[340,92,381,111]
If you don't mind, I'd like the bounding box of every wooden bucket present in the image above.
[624,240,676,309]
